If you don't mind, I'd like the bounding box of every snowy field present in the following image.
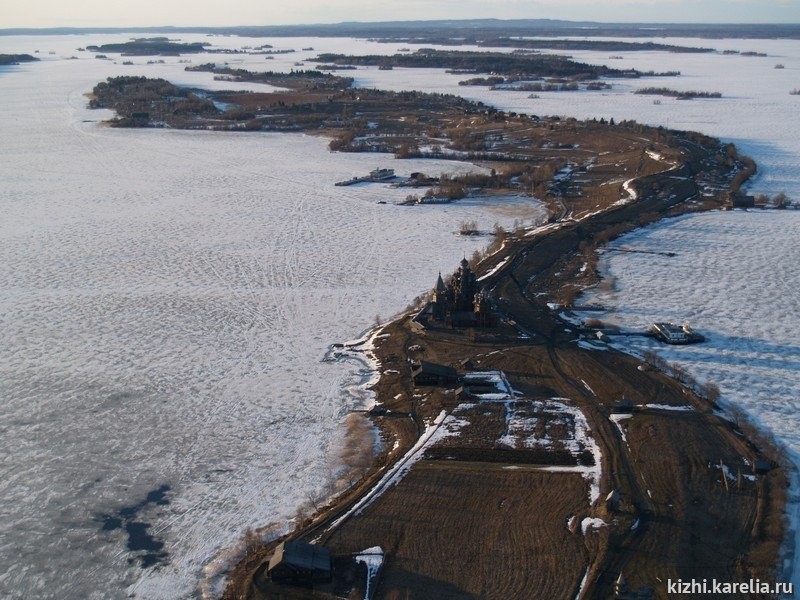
[1,32,799,598]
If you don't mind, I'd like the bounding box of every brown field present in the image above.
[322,461,590,600]
[344,282,785,598]
[617,410,782,598]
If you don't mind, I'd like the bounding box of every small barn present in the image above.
[754,459,774,474]
[267,540,333,585]
[611,398,634,413]
[412,361,459,387]
[725,191,756,209]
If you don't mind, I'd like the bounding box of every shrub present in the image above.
[459,220,479,235]
[773,192,792,209]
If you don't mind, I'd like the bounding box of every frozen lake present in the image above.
[0,32,799,598]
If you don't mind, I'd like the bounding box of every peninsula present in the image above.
[88,60,787,600]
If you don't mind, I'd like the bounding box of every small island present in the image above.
[635,87,722,100]
[313,48,681,82]
[371,36,716,54]
[85,37,210,56]
[0,53,39,65]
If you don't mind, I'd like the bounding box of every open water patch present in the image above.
[98,484,171,569]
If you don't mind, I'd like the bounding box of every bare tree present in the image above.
[773,192,792,209]
[699,381,721,404]
[459,219,479,235]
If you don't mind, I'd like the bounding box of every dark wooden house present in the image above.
[449,311,478,328]
[724,190,756,209]
[267,540,332,585]
[611,398,634,413]
[412,361,459,387]
[754,459,774,474]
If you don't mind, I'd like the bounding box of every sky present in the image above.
[1,0,799,29]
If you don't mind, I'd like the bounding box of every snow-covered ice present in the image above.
[578,209,800,588]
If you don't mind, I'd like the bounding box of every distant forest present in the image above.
[313,49,635,79]
[368,37,716,53]
[2,19,800,40]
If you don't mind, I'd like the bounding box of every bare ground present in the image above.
[324,462,589,600]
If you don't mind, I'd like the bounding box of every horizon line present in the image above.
[2,18,800,34]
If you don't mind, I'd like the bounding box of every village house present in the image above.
[650,322,704,344]
[267,540,333,586]
[368,167,395,181]
[412,361,459,387]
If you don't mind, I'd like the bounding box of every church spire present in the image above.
[435,272,447,293]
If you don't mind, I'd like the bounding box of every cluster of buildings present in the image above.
[424,257,493,328]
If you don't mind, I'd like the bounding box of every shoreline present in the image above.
[223,128,791,598]
[574,206,800,592]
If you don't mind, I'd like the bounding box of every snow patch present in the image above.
[327,410,464,530]
[478,256,509,281]
[610,413,632,444]
[355,546,384,600]
[575,567,590,600]
[581,517,607,534]
[622,178,638,201]
[645,403,694,412]
[521,398,603,505]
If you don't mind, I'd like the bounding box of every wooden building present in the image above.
[427,258,494,328]
[267,540,333,585]
[412,361,459,387]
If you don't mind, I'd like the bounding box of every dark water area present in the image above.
[98,484,171,568]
